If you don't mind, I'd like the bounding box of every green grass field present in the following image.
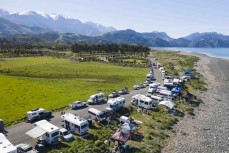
[0,57,147,124]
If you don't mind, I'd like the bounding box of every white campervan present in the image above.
[156,86,168,92]
[26,120,60,145]
[88,108,106,122]
[106,97,125,112]
[131,94,153,109]
[87,93,106,104]
[61,113,88,135]
[159,90,174,99]
[0,133,17,153]
[151,95,163,105]
[149,82,160,89]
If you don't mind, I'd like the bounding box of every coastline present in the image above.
[162,52,229,152]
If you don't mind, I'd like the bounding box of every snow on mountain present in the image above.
[0,9,116,36]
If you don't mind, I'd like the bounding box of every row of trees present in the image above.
[71,44,150,54]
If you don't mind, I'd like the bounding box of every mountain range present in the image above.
[0,9,229,47]
[0,9,116,36]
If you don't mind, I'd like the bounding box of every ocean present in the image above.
[151,47,229,59]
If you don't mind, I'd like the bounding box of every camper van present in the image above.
[88,108,106,122]
[156,86,168,93]
[151,95,163,105]
[106,97,125,112]
[26,120,60,145]
[149,82,160,89]
[146,88,156,97]
[26,108,52,122]
[131,94,153,109]
[159,90,174,99]
[87,93,106,105]
[61,113,88,135]
[0,133,17,153]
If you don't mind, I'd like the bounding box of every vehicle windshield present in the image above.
[109,105,114,108]
[24,146,33,151]
[99,114,106,118]
[62,131,69,136]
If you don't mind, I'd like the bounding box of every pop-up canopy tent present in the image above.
[171,87,182,93]
[159,101,176,109]
[111,131,131,143]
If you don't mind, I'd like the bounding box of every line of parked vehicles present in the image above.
[1,63,192,153]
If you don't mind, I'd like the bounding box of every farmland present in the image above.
[0,57,147,124]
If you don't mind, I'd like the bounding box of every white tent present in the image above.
[159,101,176,109]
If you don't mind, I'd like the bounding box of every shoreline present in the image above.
[163,52,229,152]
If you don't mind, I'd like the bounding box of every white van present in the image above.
[61,113,89,135]
[151,95,163,105]
[149,82,160,89]
[156,86,168,92]
[87,93,106,105]
[159,90,174,99]
[146,88,156,97]
[88,108,106,122]
[106,97,125,112]
[131,94,153,109]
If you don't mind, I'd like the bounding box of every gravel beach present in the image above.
[162,52,229,153]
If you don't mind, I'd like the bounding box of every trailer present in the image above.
[26,120,60,145]
[131,94,153,109]
[26,108,52,122]
[106,97,126,112]
[61,113,88,135]
[0,133,17,153]
[87,93,106,105]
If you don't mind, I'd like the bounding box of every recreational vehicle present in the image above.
[88,108,106,122]
[106,97,125,112]
[159,90,174,99]
[151,95,163,105]
[156,86,168,92]
[131,94,153,109]
[146,88,156,97]
[149,82,160,89]
[26,120,60,145]
[61,113,88,135]
[0,133,17,153]
[87,93,106,105]
[26,108,52,122]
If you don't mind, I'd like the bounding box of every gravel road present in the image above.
[5,56,163,146]
[163,53,229,153]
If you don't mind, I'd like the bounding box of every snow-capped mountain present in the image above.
[0,9,116,36]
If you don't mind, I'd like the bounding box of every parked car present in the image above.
[143,81,150,86]
[60,128,74,142]
[70,101,87,109]
[16,143,38,153]
[118,88,129,94]
[133,85,140,90]
[109,92,120,98]
[139,83,146,88]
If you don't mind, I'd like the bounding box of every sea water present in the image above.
[152,47,229,59]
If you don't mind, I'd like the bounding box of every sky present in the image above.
[1,0,229,38]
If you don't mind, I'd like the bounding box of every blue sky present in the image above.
[1,0,228,38]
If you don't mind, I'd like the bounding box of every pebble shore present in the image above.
[163,52,229,153]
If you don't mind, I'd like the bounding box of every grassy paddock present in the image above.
[0,57,147,124]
